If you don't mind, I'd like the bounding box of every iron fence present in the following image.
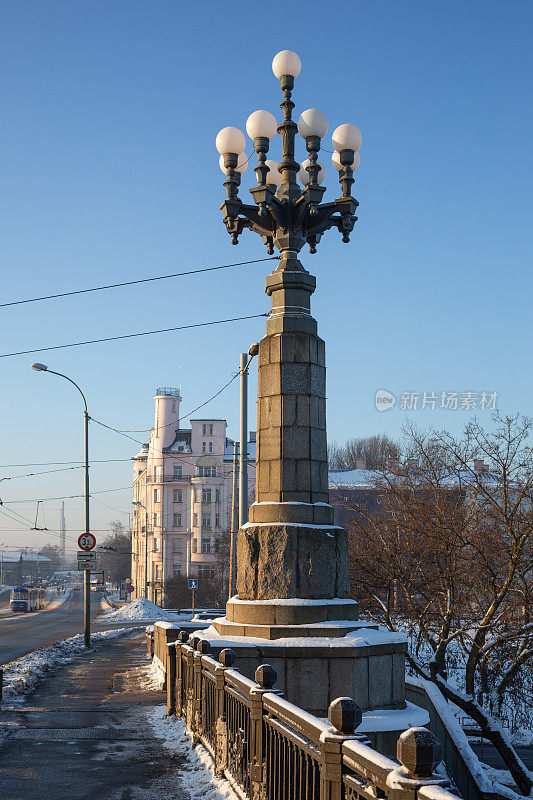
[164,636,462,800]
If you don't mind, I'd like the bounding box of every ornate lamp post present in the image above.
[209,52,407,720]
[214,50,362,630]
[216,50,360,257]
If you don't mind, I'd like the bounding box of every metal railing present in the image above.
[146,472,192,483]
[164,635,462,800]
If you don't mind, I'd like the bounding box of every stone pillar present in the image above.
[231,252,350,622]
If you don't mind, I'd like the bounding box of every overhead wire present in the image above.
[0,256,278,309]
[0,465,85,482]
[0,313,269,359]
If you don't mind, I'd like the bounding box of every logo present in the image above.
[375,389,396,412]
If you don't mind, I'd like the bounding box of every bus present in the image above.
[10,586,46,612]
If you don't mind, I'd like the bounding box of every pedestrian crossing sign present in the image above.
[188,578,198,590]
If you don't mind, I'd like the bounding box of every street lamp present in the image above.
[216,49,361,255]
[214,50,361,620]
[132,500,149,599]
[30,363,92,647]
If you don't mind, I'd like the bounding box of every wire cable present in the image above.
[0,459,132,468]
[0,257,278,309]
[0,465,85,482]
[93,370,241,434]
[0,313,268,359]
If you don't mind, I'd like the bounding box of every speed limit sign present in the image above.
[78,533,96,551]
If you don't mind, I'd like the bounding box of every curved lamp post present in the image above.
[31,363,91,647]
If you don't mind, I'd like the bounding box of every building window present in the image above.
[172,539,182,553]
[202,424,207,435]
[215,514,220,528]
[155,466,162,481]
[153,538,159,551]
[173,565,181,576]
[197,466,217,477]
[202,442,206,453]
[153,488,160,503]
[192,539,197,553]
[173,513,182,528]
[210,424,213,435]
[215,489,220,502]
[202,488,211,503]
[202,515,211,528]
[209,442,213,453]
[201,539,211,553]
[173,464,182,478]
[153,513,161,528]
[193,513,198,526]
[198,565,215,580]
[173,489,182,503]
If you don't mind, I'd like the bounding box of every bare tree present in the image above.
[328,434,400,470]
[346,415,533,795]
[97,521,132,584]
[38,544,62,573]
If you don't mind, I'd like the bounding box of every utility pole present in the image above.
[133,501,149,599]
[229,441,239,598]
[239,353,249,529]
[83,408,90,647]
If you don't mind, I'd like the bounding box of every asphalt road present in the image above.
[0,590,99,663]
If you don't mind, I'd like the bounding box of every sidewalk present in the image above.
[0,631,189,800]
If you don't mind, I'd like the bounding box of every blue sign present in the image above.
[188,578,198,590]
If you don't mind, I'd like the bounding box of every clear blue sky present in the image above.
[0,1,531,552]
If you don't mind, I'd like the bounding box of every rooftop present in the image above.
[1,551,51,563]
[155,387,181,398]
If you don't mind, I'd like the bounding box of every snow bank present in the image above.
[98,597,186,623]
[146,706,239,799]
[1,627,141,704]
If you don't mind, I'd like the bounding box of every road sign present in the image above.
[77,551,97,570]
[78,533,96,551]
[188,578,198,590]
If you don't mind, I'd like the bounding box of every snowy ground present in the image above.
[1,627,144,704]
[146,705,239,800]
[98,597,188,623]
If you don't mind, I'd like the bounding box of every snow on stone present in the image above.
[99,597,186,623]
[228,596,358,606]
[196,623,407,649]
[357,702,429,733]
[1,627,138,703]
[146,706,239,800]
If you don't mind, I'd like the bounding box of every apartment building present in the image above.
[131,387,255,604]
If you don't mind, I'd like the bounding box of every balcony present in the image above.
[146,472,192,483]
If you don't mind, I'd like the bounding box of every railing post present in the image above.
[320,698,363,800]
[214,648,237,777]
[196,640,211,741]
[166,642,177,716]
[176,631,189,718]
[185,641,196,736]
[250,664,280,800]
[391,727,449,797]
